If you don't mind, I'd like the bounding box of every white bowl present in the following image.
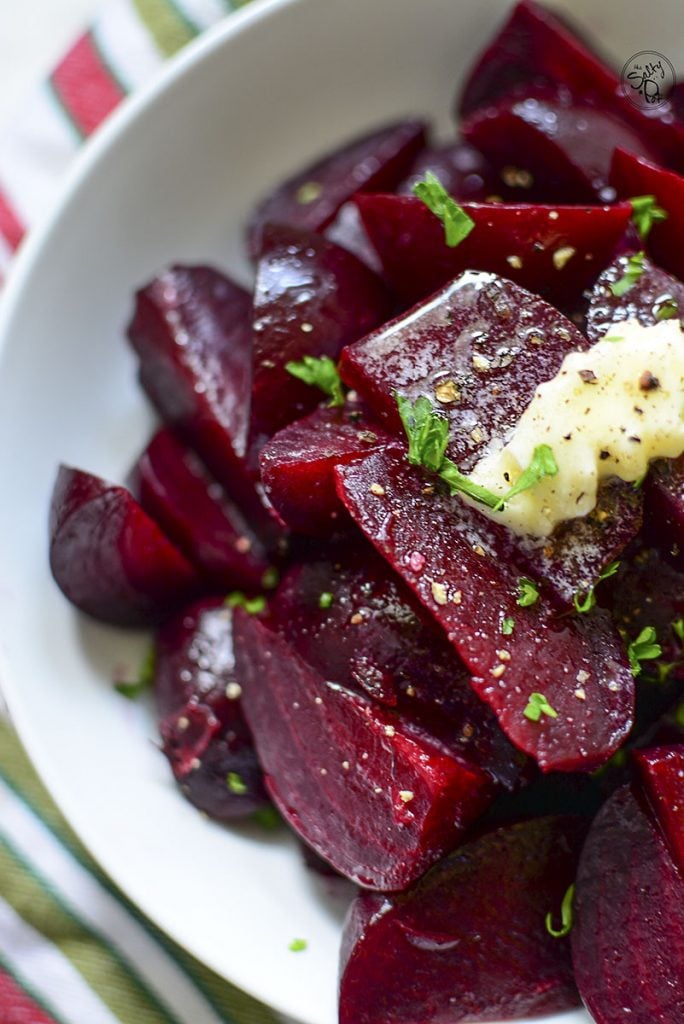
[0,0,679,1020]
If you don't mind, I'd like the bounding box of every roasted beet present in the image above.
[646,456,684,557]
[49,465,201,627]
[634,745,684,878]
[250,226,391,437]
[234,609,494,889]
[572,783,684,1023]
[245,120,426,258]
[133,427,274,590]
[335,445,634,772]
[155,597,267,820]
[270,546,526,789]
[324,202,384,277]
[339,815,585,1024]
[611,149,684,282]
[355,193,631,307]
[397,140,495,200]
[585,250,684,341]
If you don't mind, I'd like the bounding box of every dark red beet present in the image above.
[397,141,495,200]
[324,202,384,278]
[354,193,632,307]
[462,88,658,204]
[233,609,494,889]
[646,456,684,558]
[339,815,584,1024]
[259,402,391,535]
[155,597,267,820]
[245,120,426,259]
[49,465,201,627]
[270,546,526,789]
[335,446,634,772]
[250,226,391,437]
[133,428,274,590]
[585,250,684,341]
[572,783,684,1023]
[635,745,684,879]
[611,149,684,282]
[458,1,684,170]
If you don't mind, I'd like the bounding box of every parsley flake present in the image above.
[319,591,334,609]
[573,560,620,614]
[261,567,280,590]
[545,883,575,938]
[225,592,267,615]
[288,938,308,952]
[227,772,248,795]
[114,647,155,700]
[655,297,679,321]
[491,445,558,512]
[609,251,646,298]
[673,618,684,645]
[501,617,515,636]
[629,195,668,241]
[412,171,475,248]
[285,355,344,407]
[523,691,558,722]
[627,626,662,676]
[252,806,281,829]
[517,578,540,607]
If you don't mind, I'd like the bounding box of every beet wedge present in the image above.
[354,193,632,307]
[49,465,201,627]
[259,402,391,535]
[270,545,526,790]
[339,815,585,1024]
[154,597,267,820]
[646,456,684,557]
[335,445,634,772]
[233,609,494,889]
[245,119,426,258]
[458,0,684,169]
[397,140,495,200]
[585,250,684,342]
[572,782,684,1023]
[634,745,684,880]
[250,226,391,438]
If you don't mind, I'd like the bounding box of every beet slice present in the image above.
[324,202,384,277]
[397,140,495,200]
[354,193,632,307]
[335,445,634,772]
[611,148,684,281]
[585,250,684,341]
[572,783,684,1023]
[458,0,684,169]
[634,745,684,879]
[339,815,584,1024]
[245,120,426,258]
[133,427,273,590]
[270,545,526,789]
[49,465,201,627]
[250,226,392,437]
[233,609,494,889]
[259,402,391,535]
[646,456,684,557]
[154,597,267,820]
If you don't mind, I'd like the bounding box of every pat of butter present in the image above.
[467,319,684,537]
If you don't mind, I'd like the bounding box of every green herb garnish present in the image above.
[673,618,684,644]
[319,591,334,609]
[225,592,267,615]
[491,444,557,511]
[296,181,322,205]
[517,578,540,608]
[523,692,558,722]
[227,772,248,795]
[545,883,575,938]
[627,625,662,676]
[629,195,668,241]
[261,567,280,590]
[609,251,646,298]
[412,171,476,248]
[252,806,281,830]
[573,560,620,614]
[285,355,344,407]
[501,617,515,636]
[114,646,155,700]
[655,297,679,321]
[288,938,308,952]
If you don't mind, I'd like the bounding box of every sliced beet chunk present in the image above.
[572,782,684,1023]
[634,745,684,880]
[49,465,201,627]
[339,815,585,1024]
[250,226,391,438]
[335,446,634,772]
[324,202,384,277]
[354,193,632,307]
[646,456,684,557]
[233,609,495,890]
[585,250,684,342]
[245,119,426,259]
[259,401,391,536]
[154,597,267,820]
[397,140,495,200]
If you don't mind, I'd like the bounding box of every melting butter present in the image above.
[467,319,684,537]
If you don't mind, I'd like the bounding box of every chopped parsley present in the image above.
[655,297,679,321]
[288,938,308,952]
[673,618,684,645]
[252,806,281,829]
[296,181,322,205]
[491,444,557,512]
[627,625,662,676]
[114,646,155,700]
[501,617,515,636]
[523,691,558,722]
[285,355,344,407]
[516,577,540,607]
[545,883,575,938]
[609,251,646,298]
[225,592,267,615]
[629,194,668,241]
[227,772,248,795]
[412,171,475,248]
[573,560,620,614]
[319,591,334,609]
[261,567,280,590]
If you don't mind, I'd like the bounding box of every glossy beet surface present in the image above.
[572,783,684,1023]
[259,402,391,535]
[585,251,684,341]
[635,746,684,880]
[646,457,684,557]
[355,193,632,307]
[245,119,426,258]
[155,597,267,820]
[133,427,273,590]
[336,446,635,772]
[339,815,585,1024]
[49,465,200,626]
[397,141,495,200]
[250,226,391,437]
[234,609,494,889]
[270,546,526,789]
